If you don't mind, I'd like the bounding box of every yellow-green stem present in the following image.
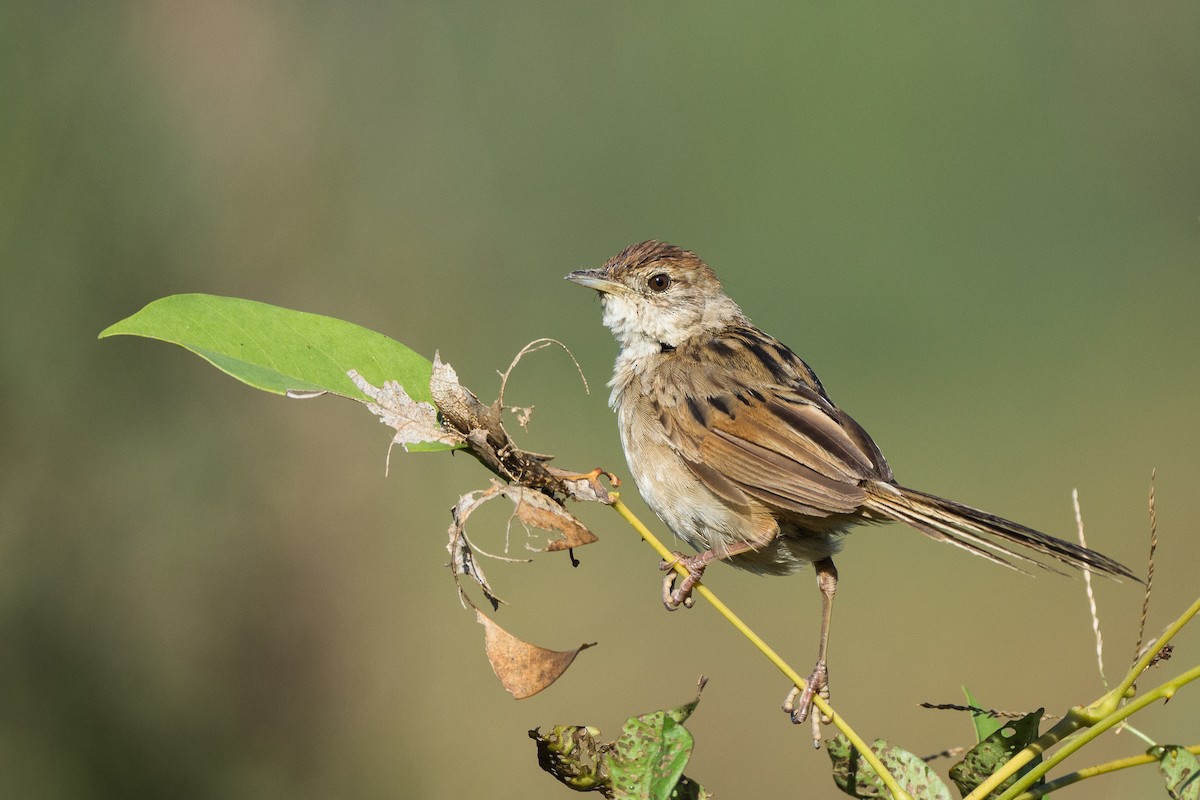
[996,662,1200,800]
[1013,744,1200,800]
[609,495,913,800]
[965,593,1200,800]
[1086,594,1200,721]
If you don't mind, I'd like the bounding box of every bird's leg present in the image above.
[783,557,837,746]
[659,541,759,610]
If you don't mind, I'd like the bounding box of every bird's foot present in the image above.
[659,552,711,610]
[782,662,831,748]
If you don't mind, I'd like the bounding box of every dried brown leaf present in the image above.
[430,352,493,433]
[447,483,597,607]
[476,609,594,699]
[508,485,599,551]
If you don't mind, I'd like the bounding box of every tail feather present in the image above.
[864,484,1138,581]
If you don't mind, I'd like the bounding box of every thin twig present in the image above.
[968,594,1200,800]
[609,496,913,800]
[918,702,1046,720]
[921,747,966,763]
[497,337,589,409]
[994,660,1200,800]
[1011,743,1200,800]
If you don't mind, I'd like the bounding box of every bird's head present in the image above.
[566,240,745,354]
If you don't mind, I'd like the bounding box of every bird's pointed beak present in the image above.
[565,269,623,294]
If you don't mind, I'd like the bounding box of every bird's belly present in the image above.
[618,403,845,576]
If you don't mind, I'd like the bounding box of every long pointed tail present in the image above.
[863,483,1137,580]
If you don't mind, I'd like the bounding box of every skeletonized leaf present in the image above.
[476,610,594,699]
[349,370,464,452]
[828,736,951,800]
[548,467,619,505]
[1150,745,1200,800]
[430,352,489,431]
[949,709,1043,796]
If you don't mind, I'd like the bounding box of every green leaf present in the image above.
[964,686,1004,742]
[101,294,457,451]
[101,293,431,399]
[1150,745,1200,800]
[949,709,1043,797]
[608,711,694,800]
[532,691,709,799]
[827,736,951,800]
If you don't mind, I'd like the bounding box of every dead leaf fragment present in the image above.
[509,485,600,551]
[348,369,463,451]
[428,351,617,507]
[477,609,594,699]
[448,489,511,610]
[429,353,494,434]
[529,725,610,794]
[448,482,599,607]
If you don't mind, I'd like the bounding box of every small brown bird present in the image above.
[567,240,1135,741]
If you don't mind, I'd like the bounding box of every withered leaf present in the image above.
[528,725,610,794]
[348,369,463,451]
[508,485,600,551]
[429,352,489,433]
[448,489,511,610]
[426,350,618,509]
[448,480,600,607]
[476,609,594,699]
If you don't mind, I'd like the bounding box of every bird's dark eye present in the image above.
[647,273,671,293]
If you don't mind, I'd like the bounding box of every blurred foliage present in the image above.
[2,2,1197,798]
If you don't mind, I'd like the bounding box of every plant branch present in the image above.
[963,593,1200,800]
[1012,744,1200,800]
[609,495,913,800]
[1088,593,1200,722]
[995,661,1200,800]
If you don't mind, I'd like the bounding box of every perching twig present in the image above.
[609,496,914,800]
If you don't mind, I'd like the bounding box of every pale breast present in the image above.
[612,352,847,576]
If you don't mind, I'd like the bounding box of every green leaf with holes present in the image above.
[1150,745,1200,800]
[949,709,1043,796]
[828,735,951,800]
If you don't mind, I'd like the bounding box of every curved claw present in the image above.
[782,663,831,748]
[659,552,707,610]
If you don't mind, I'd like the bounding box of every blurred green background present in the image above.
[3,3,1197,798]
